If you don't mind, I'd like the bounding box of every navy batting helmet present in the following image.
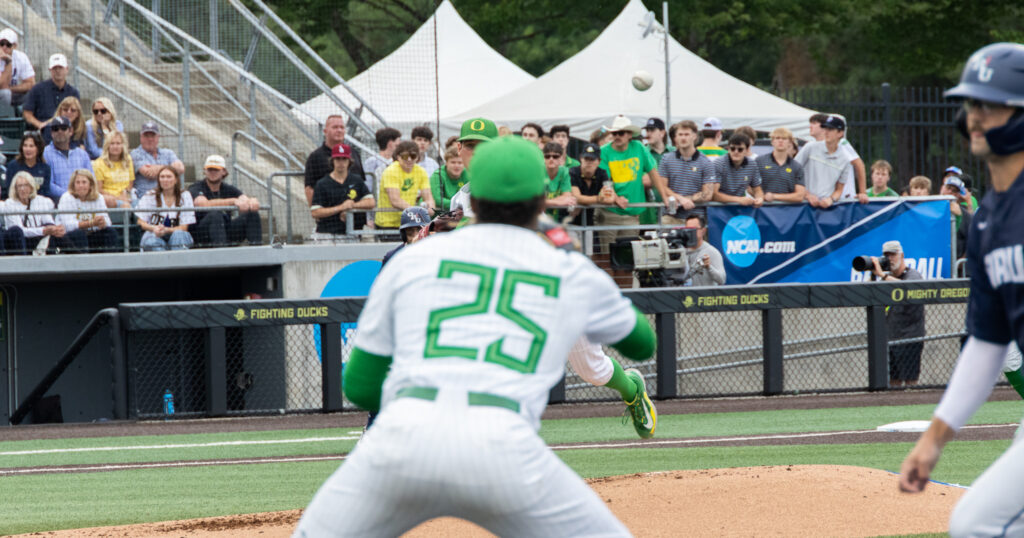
[947,42,1024,155]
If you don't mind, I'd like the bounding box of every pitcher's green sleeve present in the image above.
[343,347,393,412]
[609,307,656,361]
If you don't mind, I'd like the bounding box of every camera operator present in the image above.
[871,240,925,387]
[685,214,725,286]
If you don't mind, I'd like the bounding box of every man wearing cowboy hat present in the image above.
[596,115,673,257]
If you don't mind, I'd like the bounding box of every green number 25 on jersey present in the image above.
[423,260,559,374]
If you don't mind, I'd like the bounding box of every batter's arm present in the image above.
[609,307,656,361]
[343,347,392,412]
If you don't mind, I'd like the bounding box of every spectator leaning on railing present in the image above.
[188,155,262,247]
[362,127,401,197]
[57,168,117,253]
[3,132,51,200]
[568,143,613,227]
[809,113,868,203]
[22,53,78,144]
[658,120,715,224]
[0,28,36,107]
[43,116,92,201]
[542,142,575,212]
[310,143,375,243]
[376,140,434,239]
[712,132,764,207]
[757,127,807,203]
[429,145,465,212]
[794,114,852,209]
[130,121,184,199]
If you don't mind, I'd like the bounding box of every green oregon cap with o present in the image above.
[470,136,546,202]
[458,117,498,141]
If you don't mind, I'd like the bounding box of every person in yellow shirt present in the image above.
[376,140,434,236]
[91,130,135,208]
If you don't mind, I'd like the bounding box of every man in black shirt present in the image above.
[188,154,262,247]
[310,143,375,242]
[304,114,365,205]
[569,143,613,227]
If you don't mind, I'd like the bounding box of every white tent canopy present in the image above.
[296,0,535,136]
[443,0,817,139]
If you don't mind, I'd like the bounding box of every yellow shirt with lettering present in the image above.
[377,162,429,228]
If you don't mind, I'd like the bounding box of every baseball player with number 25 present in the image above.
[899,42,1024,537]
[294,135,656,537]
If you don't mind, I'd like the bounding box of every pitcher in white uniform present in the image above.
[294,136,657,537]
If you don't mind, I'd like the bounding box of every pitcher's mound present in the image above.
[13,465,962,537]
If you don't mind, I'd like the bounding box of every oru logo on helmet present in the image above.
[721,215,796,268]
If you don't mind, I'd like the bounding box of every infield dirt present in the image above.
[14,464,962,537]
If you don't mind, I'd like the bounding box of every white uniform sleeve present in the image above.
[577,257,639,345]
[933,336,1009,431]
[351,262,398,357]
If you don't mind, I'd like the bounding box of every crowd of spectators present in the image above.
[0,44,263,255]
[1,33,969,268]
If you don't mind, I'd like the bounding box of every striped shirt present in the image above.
[713,156,761,197]
[755,153,804,194]
[657,149,716,197]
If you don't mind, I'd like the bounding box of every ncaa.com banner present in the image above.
[706,199,952,284]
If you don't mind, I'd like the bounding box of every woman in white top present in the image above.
[57,168,118,253]
[4,171,74,255]
[135,165,195,251]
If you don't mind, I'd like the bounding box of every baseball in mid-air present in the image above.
[632,70,653,91]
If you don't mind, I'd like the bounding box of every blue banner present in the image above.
[706,200,952,284]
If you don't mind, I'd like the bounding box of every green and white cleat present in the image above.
[623,368,656,438]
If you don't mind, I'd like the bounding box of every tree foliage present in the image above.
[260,0,1024,89]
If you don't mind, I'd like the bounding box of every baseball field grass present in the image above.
[1,399,1019,535]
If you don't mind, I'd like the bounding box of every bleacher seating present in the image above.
[0,102,24,162]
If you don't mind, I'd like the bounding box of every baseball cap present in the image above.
[944,176,968,196]
[580,143,601,160]
[0,29,18,45]
[50,116,71,129]
[645,117,666,131]
[48,53,68,69]
[821,115,846,130]
[399,206,430,230]
[204,155,226,170]
[470,136,546,203]
[882,240,903,254]
[458,117,497,142]
[330,143,352,160]
[702,117,723,131]
[140,121,160,135]
[944,165,964,177]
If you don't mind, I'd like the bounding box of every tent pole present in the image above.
[662,2,670,125]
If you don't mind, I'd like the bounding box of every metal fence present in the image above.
[108,279,971,419]
[779,84,986,195]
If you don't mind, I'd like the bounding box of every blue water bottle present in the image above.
[163,389,175,416]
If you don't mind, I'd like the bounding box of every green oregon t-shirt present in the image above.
[565,156,581,169]
[868,187,898,197]
[545,166,571,197]
[430,167,466,211]
[599,140,656,216]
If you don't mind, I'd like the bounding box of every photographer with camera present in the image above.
[868,240,925,387]
[684,214,725,286]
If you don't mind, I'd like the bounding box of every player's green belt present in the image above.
[395,386,520,413]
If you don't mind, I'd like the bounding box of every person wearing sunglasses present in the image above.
[0,28,35,107]
[712,133,764,207]
[376,140,435,240]
[84,97,123,160]
[41,115,92,201]
[541,142,576,216]
[22,53,79,144]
